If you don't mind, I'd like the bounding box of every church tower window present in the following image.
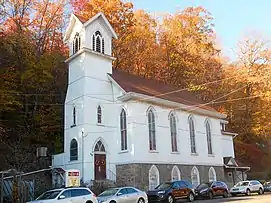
[92,31,105,54]
[73,33,81,54]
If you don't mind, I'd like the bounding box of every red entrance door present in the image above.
[94,154,106,180]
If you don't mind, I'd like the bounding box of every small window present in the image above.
[70,139,78,161]
[73,33,81,54]
[172,182,180,189]
[60,190,71,199]
[118,188,128,195]
[120,109,127,151]
[148,109,156,151]
[97,105,102,124]
[94,140,105,152]
[71,189,88,197]
[189,116,196,153]
[72,106,76,127]
[206,120,213,154]
[126,188,137,194]
[102,38,105,54]
[178,181,186,188]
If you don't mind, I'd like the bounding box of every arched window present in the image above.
[169,113,178,152]
[120,109,127,151]
[148,108,156,151]
[97,105,102,124]
[73,33,80,54]
[72,106,76,126]
[191,166,200,188]
[209,167,216,182]
[206,120,213,154]
[92,31,104,53]
[171,165,181,181]
[94,140,105,152]
[189,116,196,153]
[70,139,78,161]
[149,165,159,190]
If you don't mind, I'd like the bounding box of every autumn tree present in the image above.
[221,38,271,178]
[0,0,67,171]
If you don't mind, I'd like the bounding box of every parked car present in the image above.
[263,181,271,192]
[147,180,195,203]
[194,181,229,199]
[230,180,264,196]
[26,186,98,203]
[97,187,147,203]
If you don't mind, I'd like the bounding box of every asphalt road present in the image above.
[191,193,271,203]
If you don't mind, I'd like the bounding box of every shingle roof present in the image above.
[109,69,217,112]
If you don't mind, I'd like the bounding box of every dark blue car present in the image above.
[263,181,271,192]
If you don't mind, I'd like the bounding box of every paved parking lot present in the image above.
[192,193,271,203]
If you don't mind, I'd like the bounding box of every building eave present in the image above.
[107,74,127,94]
[63,13,82,43]
[222,131,238,137]
[224,164,251,171]
[83,12,118,39]
[64,47,116,63]
[118,92,227,119]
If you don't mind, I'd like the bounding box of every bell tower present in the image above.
[62,12,118,169]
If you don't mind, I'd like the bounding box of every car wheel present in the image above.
[138,198,145,203]
[246,189,251,196]
[223,191,228,198]
[188,192,195,202]
[208,191,213,199]
[258,188,264,195]
[168,195,174,203]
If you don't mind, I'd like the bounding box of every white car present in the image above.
[26,187,98,203]
[230,180,264,196]
[97,187,148,203]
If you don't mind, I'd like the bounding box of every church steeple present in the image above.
[64,12,118,58]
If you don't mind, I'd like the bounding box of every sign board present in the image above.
[65,169,80,187]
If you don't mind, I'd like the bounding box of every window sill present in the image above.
[171,152,180,155]
[191,153,198,156]
[149,150,159,153]
[70,124,76,128]
[119,150,129,154]
[208,154,215,157]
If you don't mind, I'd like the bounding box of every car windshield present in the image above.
[264,182,271,186]
[155,183,172,190]
[235,182,249,187]
[98,188,119,197]
[36,190,61,200]
[197,183,211,189]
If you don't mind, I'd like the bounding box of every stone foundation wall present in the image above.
[116,163,224,191]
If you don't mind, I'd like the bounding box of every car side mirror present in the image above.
[58,195,65,200]
[117,192,122,196]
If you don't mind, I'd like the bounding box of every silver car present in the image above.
[97,187,148,203]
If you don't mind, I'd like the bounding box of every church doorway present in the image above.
[93,140,106,180]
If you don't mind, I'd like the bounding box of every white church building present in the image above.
[52,12,250,190]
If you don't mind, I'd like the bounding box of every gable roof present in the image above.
[109,69,218,112]
[74,13,88,23]
[64,12,118,42]
[83,12,118,39]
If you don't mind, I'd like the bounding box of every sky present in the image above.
[130,0,271,61]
